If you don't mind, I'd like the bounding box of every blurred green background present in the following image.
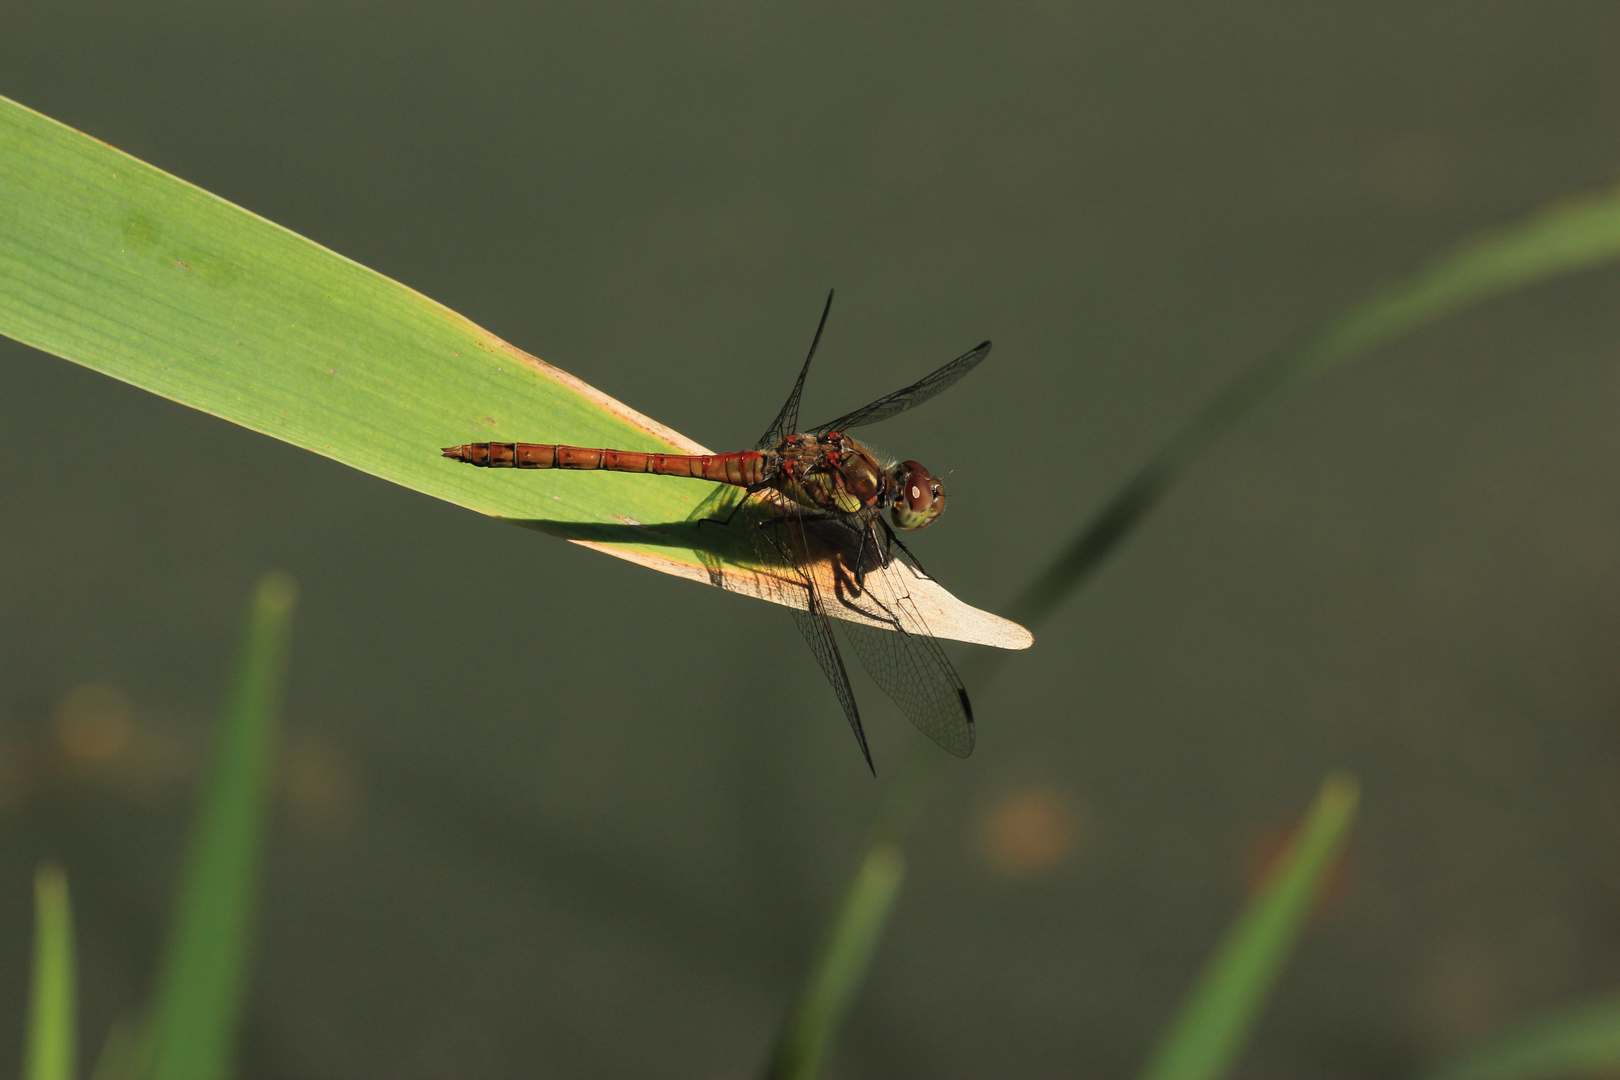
[5,3,1620,1077]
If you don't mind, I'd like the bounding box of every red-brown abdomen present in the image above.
[442,442,767,487]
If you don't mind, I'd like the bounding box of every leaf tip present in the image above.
[33,863,67,906]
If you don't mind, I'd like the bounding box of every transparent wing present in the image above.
[809,340,991,435]
[756,505,874,771]
[786,603,873,771]
[755,290,836,450]
[689,485,875,771]
[815,531,975,758]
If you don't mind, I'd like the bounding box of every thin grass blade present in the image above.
[25,864,78,1080]
[1424,995,1620,1080]
[1010,183,1620,629]
[139,573,297,1080]
[1138,773,1359,1080]
[763,844,906,1080]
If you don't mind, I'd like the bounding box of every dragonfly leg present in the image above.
[848,514,900,592]
[724,481,777,525]
[849,518,888,593]
[882,521,932,579]
[827,563,908,639]
[871,519,892,569]
[692,480,774,531]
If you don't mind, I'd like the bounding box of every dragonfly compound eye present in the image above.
[889,461,946,530]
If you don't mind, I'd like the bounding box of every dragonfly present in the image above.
[441,293,990,770]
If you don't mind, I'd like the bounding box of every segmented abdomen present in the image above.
[442,442,768,486]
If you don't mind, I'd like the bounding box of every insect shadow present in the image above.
[509,495,866,593]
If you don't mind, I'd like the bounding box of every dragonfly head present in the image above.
[887,461,946,530]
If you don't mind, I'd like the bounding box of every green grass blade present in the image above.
[1139,773,1360,1080]
[1009,184,1620,629]
[25,864,78,1080]
[1424,996,1620,1080]
[139,573,297,1080]
[763,844,906,1080]
[768,184,1620,1080]
[0,93,1023,649]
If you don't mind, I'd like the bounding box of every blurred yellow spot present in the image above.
[282,737,361,835]
[976,785,1085,876]
[51,684,134,762]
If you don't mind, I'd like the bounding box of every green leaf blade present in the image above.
[0,94,680,524]
[140,573,298,1080]
[0,93,1026,650]
[1139,772,1360,1080]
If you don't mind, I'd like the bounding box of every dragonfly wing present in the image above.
[812,526,975,757]
[787,602,874,771]
[755,290,836,450]
[836,603,974,758]
[810,340,990,435]
[753,506,874,771]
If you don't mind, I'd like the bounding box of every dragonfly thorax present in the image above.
[768,433,946,531]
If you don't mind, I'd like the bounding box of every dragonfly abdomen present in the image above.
[442,442,769,486]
